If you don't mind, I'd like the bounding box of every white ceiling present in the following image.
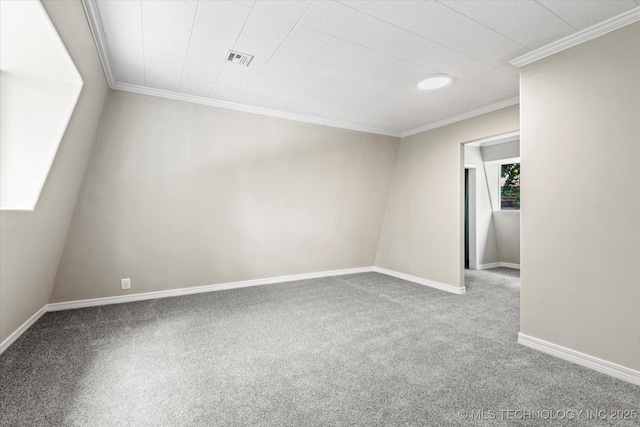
[91,0,639,135]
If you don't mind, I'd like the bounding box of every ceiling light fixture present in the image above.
[418,74,453,90]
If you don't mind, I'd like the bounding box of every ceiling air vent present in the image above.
[226,50,253,66]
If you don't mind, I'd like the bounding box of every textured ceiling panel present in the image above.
[91,0,638,133]
[96,0,145,85]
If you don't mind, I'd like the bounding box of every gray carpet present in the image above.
[1,269,638,426]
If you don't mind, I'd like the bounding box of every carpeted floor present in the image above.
[1,269,638,426]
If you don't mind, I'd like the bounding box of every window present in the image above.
[500,163,520,210]
[0,1,83,210]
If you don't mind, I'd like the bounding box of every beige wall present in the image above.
[494,211,520,265]
[0,1,109,343]
[375,106,519,288]
[52,91,399,302]
[481,139,520,163]
[520,23,639,370]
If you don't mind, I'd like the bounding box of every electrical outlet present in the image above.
[121,278,131,290]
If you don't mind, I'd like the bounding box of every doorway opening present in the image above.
[462,131,521,287]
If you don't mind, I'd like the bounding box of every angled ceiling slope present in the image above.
[83,1,639,137]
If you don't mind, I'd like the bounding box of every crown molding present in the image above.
[81,0,517,139]
[111,82,401,137]
[510,7,640,68]
[81,0,116,86]
[81,0,400,137]
[400,97,520,138]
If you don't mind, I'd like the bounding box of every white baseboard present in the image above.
[477,262,520,270]
[3,265,467,355]
[47,266,374,312]
[477,262,501,270]
[4,275,638,388]
[2,267,374,354]
[500,262,520,269]
[3,265,464,354]
[518,333,640,386]
[0,305,47,354]
[372,266,466,295]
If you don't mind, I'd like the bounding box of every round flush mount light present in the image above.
[418,74,453,90]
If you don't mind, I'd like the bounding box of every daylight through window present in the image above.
[500,163,520,210]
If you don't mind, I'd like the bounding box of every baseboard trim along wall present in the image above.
[3,273,637,386]
[518,333,640,386]
[47,266,466,312]
[0,305,48,354]
[47,267,375,312]
[372,267,466,295]
[3,267,372,354]
[500,262,521,269]
[477,262,520,270]
[1,265,468,354]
